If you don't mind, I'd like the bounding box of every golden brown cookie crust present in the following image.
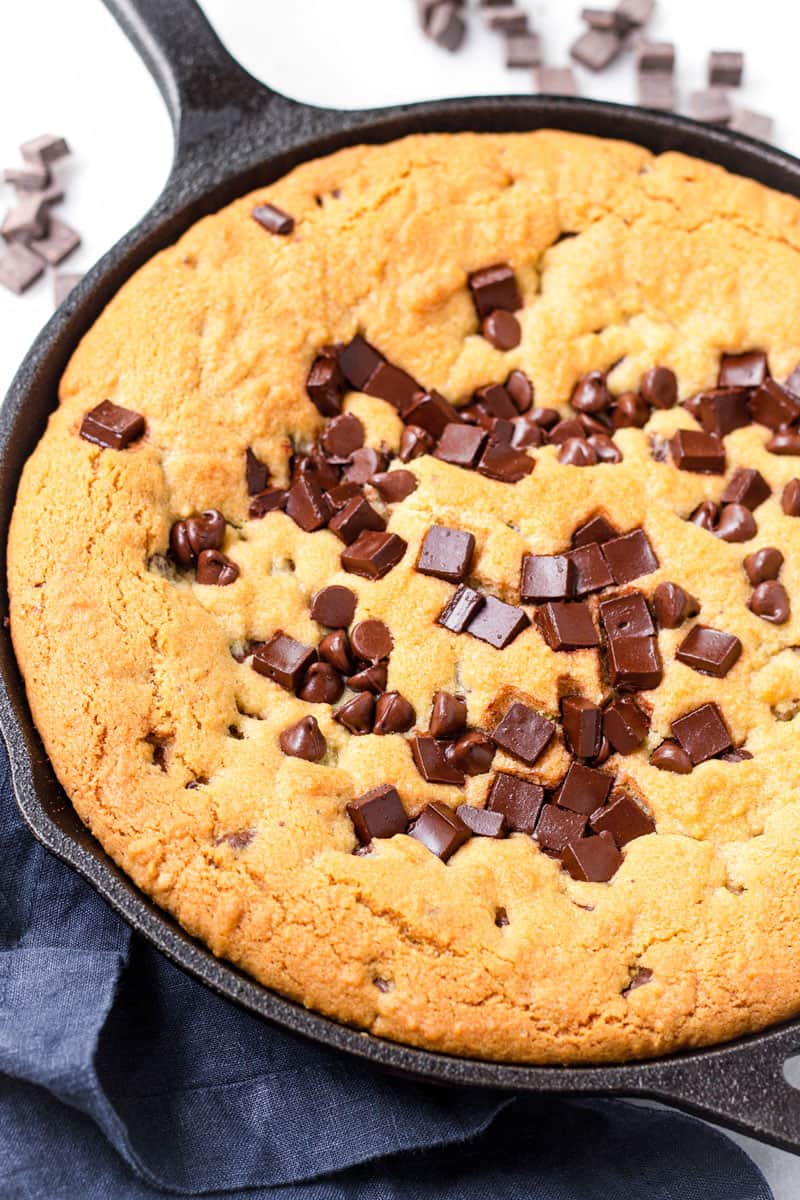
[9,130,800,1063]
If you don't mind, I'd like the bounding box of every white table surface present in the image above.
[2,2,800,1194]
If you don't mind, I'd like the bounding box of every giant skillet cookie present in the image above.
[10,131,800,1063]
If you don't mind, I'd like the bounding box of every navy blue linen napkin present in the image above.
[0,731,773,1199]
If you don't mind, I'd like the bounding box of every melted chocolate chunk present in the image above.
[437,585,485,633]
[253,633,317,691]
[536,600,599,651]
[743,547,783,585]
[466,595,531,648]
[279,715,325,761]
[310,585,357,629]
[409,803,471,860]
[482,308,521,350]
[245,447,270,495]
[399,425,435,462]
[286,476,333,532]
[601,529,659,585]
[603,696,649,755]
[565,543,614,595]
[598,591,655,641]
[341,531,407,579]
[468,262,521,319]
[370,469,417,503]
[670,429,725,474]
[307,354,345,417]
[535,805,587,853]
[373,692,416,734]
[334,692,375,733]
[606,636,662,691]
[720,467,771,511]
[487,772,545,833]
[640,365,677,409]
[562,831,622,882]
[650,740,693,773]
[79,400,145,450]
[320,412,364,459]
[328,495,386,544]
[456,804,505,837]
[252,203,294,235]
[520,554,575,604]
[675,625,742,677]
[434,423,487,468]
[417,526,475,582]
[297,662,344,704]
[430,692,467,739]
[558,761,613,814]
[445,731,496,775]
[249,488,288,518]
[350,619,393,662]
[749,580,790,624]
[195,549,239,586]
[590,792,655,845]
[718,350,768,389]
[671,702,732,764]
[561,697,603,758]
[410,735,465,785]
[492,702,555,765]
[477,440,534,482]
[347,784,408,843]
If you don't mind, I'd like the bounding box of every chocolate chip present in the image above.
[297,662,344,704]
[607,635,662,691]
[434,424,488,468]
[718,350,767,389]
[468,262,521,319]
[670,429,725,474]
[505,369,533,413]
[430,692,467,739]
[334,692,375,733]
[530,406,561,431]
[558,437,598,467]
[349,619,392,663]
[601,529,659,585]
[689,500,720,534]
[561,696,603,758]
[520,554,575,603]
[320,413,364,460]
[342,448,389,485]
[252,633,317,691]
[650,740,693,773]
[417,526,475,583]
[695,388,751,437]
[185,510,225,557]
[347,663,388,693]
[766,429,800,456]
[410,735,465,785]
[653,581,698,628]
[743,547,783,585]
[510,414,545,448]
[536,600,599,651]
[565,542,615,595]
[338,335,384,391]
[445,731,496,775]
[749,378,800,429]
[535,805,586,852]
[714,503,757,543]
[286,476,333,532]
[319,629,353,674]
[482,309,521,350]
[311,585,356,629]
[307,355,345,417]
[487,771,545,832]
[572,515,618,548]
[456,804,506,837]
[672,702,733,764]
[562,831,622,882]
[720,467,771,511]
[363,362,421,413]
[196,549,239,586]
[676,625,742,677]
[437,585,485,633]
[370,469,417,502]
[249,488,288,518]
[558,761,613,814]
[373,692,416,734]
[782,479,800,516]
[466,594,531,648]
[279,715,325,761]
[603,696,649,755]
[749,580,790,624]
[598,591,655,641]
[79,400,145,450]
[590,434,623,464]
[571,27,623,70]
[0,243,45,294]
[399,424,435,462]
[252,203,294,235]
[341,531,407,579]
[347,784,408,844]
[640,365,678,409]
[245,447,269,495]
[328,495,386,544]
[570,371,612,414]
[720,747,753,764]
[549,417,587,446]
[611,391,650,428]
[492,702,555,765]
[409,803,471,860]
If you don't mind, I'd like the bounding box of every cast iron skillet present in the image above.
[4,0,800,1153]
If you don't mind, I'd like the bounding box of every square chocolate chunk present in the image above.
[562,831,622,882]
[675,625,742,678]
[493,702,555,766]
[535,805,586,853]
[417,526,475,582]
[718,350,767,389]
[486,772,544,833]
[565,543,614,594]
[468,262,521,318]
[670,429,726,474]
[697,388,750,437]
[606,635,662,691]
[557,762,613,814]
[341,531,407,579]
[598,591,655,641]
[0,242,45,294]
[603,696,649,754]
[466,595,530,649]
[409,803,471,861]
[572,514,618,548]
[561,697,603,758]
[252,633,316,691]
[434,423,487,468]
[457,804,506,837]
[79,400,145,450]
[535,600,599,651]
[520,554,574,603]
[410,736,464,785]
[347,784,408,844]
[437,585,485,633]
[363,362,420,413]
[671,702,732,764]
[338,335,384,390]
[720,467,770,511]
[590,792,655,846]
[601,529,659,585]
[749,379,800,430]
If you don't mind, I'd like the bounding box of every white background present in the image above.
[2,1,800,1194]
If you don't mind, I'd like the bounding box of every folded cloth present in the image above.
[0,731,773,1199]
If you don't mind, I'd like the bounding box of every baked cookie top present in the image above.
[9,130,800,1064]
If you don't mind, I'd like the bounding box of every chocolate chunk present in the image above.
[582,8,628,31]
[601,529,658,585]
[347,784,408,844]
[535,804,586,852]
[636,41,675,72]
[466,594,530,648]
[672,702,733,764]
[558,437,598,467]
[320,629,353,674]
[487,771,545,832]
[30,217,80,266]
[434,423,487,468]
[53,272,84,307]
[484,5,528,33]
[79,400,145,450]
[637,73,676,111]
[571,27,623,70]
[417,525,475,583]
[477,440,534,482]
[347,663,388,693]
[328,495,386,544]
[430,692,467,739]
[403,391,461,439]
[428,2,467,50]
[334,692,374,733]
[520,554,574,603]
[311,585,357,629]
[562,831,622,882]
[650,740,693,773]
[437,585,485,633]
[350,619,393,662]
[399,424,435,462]
[563,543,613,597]
[690,88,733,125]
[718,350,767,389]
[468,262,521,319]
[196,549,239,586]
[21,133,70,164]
[249,488,287,518]
[338,335,384,391]
[536,600,599,651]
[320,413,364,460]
[720,467,771,510]
[252,203,294,235]
[492,702,555,765]
[342,447,389,485]
[373,692,416,734]
[598,591,654,641]
[482,309,521,350]
[370,469,417,502]
[729,108,774,141]
[611,391,650,428]
[670,429,726,473]
[253,633,317,691]
[606,635,662,691]
[697,388,751,437]
[782,479,800,516]
[410,735,465,785]
[297,662,344,704]
[409,803,470,860]
[245,447,270,495]
[562,697,603,758]
[749,378,800,429]
[3,162,49,190]
[505,32,542,68]
[767,429,800,456]
[341,530,407,579]
[558,761,613,814]
[572,515,618,548]
[456,805,505,837]
[720,747,753,764]
[363,362,421,413]
[743,547,783,585]
[714,503,756,543]
[709,50,744,87]
[505,369,533,413]
[279,715,325,761]
[445,731,496,775]
[294,448,340,492]
[616,0,654,26]
[474,383,517,420]
[676,625,742,677]
[749,580,790,624]
[286,476,333,532]
[603,696,649,755]
[535,67,578,96]
[307,355,345,417]
[591,792,654,845]
[1,193,47,242]
[653,581,699,628]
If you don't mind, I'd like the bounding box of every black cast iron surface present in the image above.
[3,0,800,1152]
